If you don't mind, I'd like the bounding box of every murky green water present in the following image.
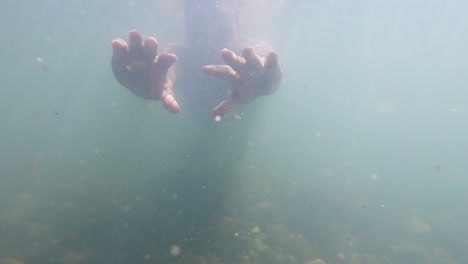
[1,1,467,263]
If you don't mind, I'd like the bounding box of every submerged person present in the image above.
[111,0,282,119]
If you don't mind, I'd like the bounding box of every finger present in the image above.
[128,30,143,54]
[202,65,237,81]
[161,90,180,113]
[111,38,128,57]
[143,37,159,59]
[154,53,178,72]
[264,51,282,85]
[242,47,262,69]
[212,99,235,117]
[220,48,245,72]
[264,51,280,71]
[111,39,129,74]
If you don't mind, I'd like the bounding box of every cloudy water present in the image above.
[0,0,467,263]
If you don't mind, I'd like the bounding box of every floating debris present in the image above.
[36,57,49,71]
[252,225,261,234]
[338,252,345,260]
[408,216,431,234]
[143,254,152,261]
[170,245,181,256]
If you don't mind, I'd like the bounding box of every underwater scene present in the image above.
[1,0,468,263]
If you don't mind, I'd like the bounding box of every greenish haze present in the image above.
[0,1,467,263]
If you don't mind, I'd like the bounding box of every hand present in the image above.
[111,30,180,113]
[203,47,281,117]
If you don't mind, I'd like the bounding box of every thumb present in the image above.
[161,91,180,113]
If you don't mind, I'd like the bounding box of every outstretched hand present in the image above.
[111,30,180,113]
[203,47,282,117]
